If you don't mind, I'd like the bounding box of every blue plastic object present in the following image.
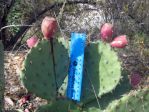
[67,32,86,101]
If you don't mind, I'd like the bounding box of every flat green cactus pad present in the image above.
[36,99,81,112]
[58,75,68,97]
[83,107,102,112]
[106,88,149,112]
[83,71,131,111]
[20,38,69,100]
[82,41,121,103]
[0,41,4,111]
[52,38,69,88]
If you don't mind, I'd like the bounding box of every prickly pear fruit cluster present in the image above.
[20,38,69,100]
[41,16,57,39]
[100,23,128,48]
[0,41,4,111]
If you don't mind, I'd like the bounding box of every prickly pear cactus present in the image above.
[107,88,149,112]
[20,37,69,100]
[20,37,123,112]
[82,41,121,103]
[0,41,4,111]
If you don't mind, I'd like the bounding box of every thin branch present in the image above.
[0,24,35,32]
[6,0,96,49]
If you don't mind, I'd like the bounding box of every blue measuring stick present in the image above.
[67,32,86,101]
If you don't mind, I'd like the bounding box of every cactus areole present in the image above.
[41,16,57,39]
[67,32,87,101]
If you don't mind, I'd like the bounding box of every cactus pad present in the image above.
[52,38,69,88]
[20,38,69,100]
[107,88,149,112]
[83,71,131,111]
[58,76,68,97]
[83,107,102,112]
[36,99,80,112]
[0,41,4,111]
[82,41,121,103]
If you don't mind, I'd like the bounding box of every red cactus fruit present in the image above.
[27,36,39,48]
[19,95,31,106]
[130,73,141,88]
[110,35,128,48]
[24,109,30,112]
[41,16,57,39]
[100,23,113,42]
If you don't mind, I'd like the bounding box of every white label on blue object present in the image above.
[67,32,86,101]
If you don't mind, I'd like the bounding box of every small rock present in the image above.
[5,96,14,106]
